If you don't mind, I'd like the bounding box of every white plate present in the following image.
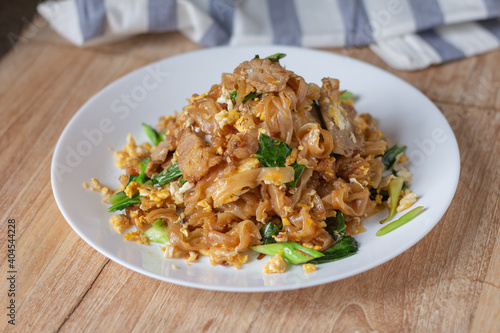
[51,46,460,292]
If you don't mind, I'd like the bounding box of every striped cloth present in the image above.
[38,0,500,70]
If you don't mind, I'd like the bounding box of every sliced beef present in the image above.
[145,136,176,176]
[151,138,175,163]
[315,157,337,181]
[233,58,289,93]
[225,128,259,160]
[319,78,364,156]
[335,155,370,181]
[177,128,222,183]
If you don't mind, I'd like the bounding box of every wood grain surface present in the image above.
[1,19,499,333]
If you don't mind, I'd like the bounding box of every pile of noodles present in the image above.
[109,57,393,269]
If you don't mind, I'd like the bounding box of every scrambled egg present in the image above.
[215,108,239,128]
[109,214,130,234]
[171,151,179,163]
[197,199,212,212]
[234,115,254,133]
[184,251,198,263]
[179,181,194,193]
[124,230,149,245]
[169,181,190,205]
[163,243,182,259]
[82,178,113,202]
[303,263,317,273]
[302,243,322,251]
[125,181,171,203]
[237,158,260,173]
[216,86,234,110]
[397,189,418,212]
[374,194,384,205]
[395,165,413,183]
[257,166,294,186]
[114,134,151,168]
[207,248,248,269]
[397,153,409,163]
[285,148,299,165]
[189,91,209,103]
[263,254,287,274]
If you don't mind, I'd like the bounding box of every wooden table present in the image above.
[1,19,499,333]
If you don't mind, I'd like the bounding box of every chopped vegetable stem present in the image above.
[144,219,169,243]
[135,157,151,184]
[265,53,286,62]
[377,206,424,236]
[109,191,127,205]
[340,91,354,101]
[107,192,140,212]
[142,123,163,146]
[380,177,404,224]
[242,91,262,103]
[251,242,324,265]
[152,162,183,186]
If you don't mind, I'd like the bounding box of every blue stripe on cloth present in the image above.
[148,0,177,32]
[199,24,231,46]
[338,0,373,46]
[267,0,302,45]
[199,0,235,46]
[483,0,500,17]
[210,0,235,37]
[478,19,500,41]
[418,29,465,62]
[408,0,444,31]
[74,0,106,41]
